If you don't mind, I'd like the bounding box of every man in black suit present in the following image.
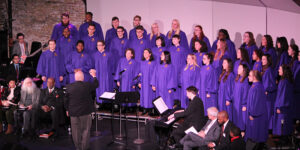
[168,86,206,145]
[64,69,98,150]
[7,54,24,82]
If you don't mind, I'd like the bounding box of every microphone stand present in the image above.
[133,102,145,144]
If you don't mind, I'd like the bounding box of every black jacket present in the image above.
[174,96,206,130]
[7,63,24,81]
[64,77,99,117]
[39,87,64,109]
[216,121,234,150]
[1,86,21,104]
[225,137,245,150]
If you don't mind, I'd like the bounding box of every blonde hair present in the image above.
[168,19,180,38]
[150,23,161,41]
[184,54,199,70]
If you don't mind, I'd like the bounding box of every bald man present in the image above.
[64,69,98,150]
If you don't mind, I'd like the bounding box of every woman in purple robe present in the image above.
[147,23,166,48]
[179,54,201,109]
[193,39,208,67]
[138,49,156,113]
[189,25,211,52]
[259,35,277,67]
[288,44,299,75]
[245,70,268,147]
[151,36,167,64]
[211,29,236,62]
[165,19,189,50]
[273,65,294,136]
[293,53,300,120]
[213,39,230,76]
[199,53,219,115]
[261,54,277,129]
[252,49,263,72]
[151,51,177,109]
[218,58,235,120]
[275,37,290,71]
[232,64,250,131]
[233,48,250,76]
[240,31,258,63]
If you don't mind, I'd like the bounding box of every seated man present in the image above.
[0,77,20,134]
[7,54,24,82]
[38,78,64,134]
[180,107,220,150]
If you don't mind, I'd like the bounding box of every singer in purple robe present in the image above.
[138,49,156,109]
[288,44,299,75]
[213,39,231,76]
[179,54,201,108]
[233,48,250,76]
[147,23,166,48]
[261,54,277,129]
[240,32,258,63]
[56,28,76,62]
[252,49,263,72]
[245,70,268,145]
[128,25,150,62]
[78,12,104,41]
[199,53,219,115]
[211,29,236,61]
[190,25,211,51]
[92,41,114,103]
[65,40,93,83]
[232,64,250,131]
[217,58,235,120]
[151,36,167,64]
[165,19,189,50]
[105,17,128,49]
[51,13,78,41]
[36,40,64,88]
[129,15,147,40]
[260,35,277,67]
[293,54,300,120]
[273,65,294,136]
[193,39,208,67]
[150,51,177,109]
[82,24,100,55]
[275,37,290,71]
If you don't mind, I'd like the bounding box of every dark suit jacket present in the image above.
[215,121,234,150]
[12,41,29,57]
[200,119,221,144]
[64,77,99,117]
[174,96,206,130]
[39,87,64,109]
[1,87,21,104]
[225,137,245,150]
[7,63,24,81]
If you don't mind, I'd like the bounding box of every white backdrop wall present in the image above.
[87,0,300,48]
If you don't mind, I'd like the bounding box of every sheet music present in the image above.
[7,101,17,106]
[185,126,198,134]
[153,97,168,114]
[100,92,116,100]
[164,118,175,125]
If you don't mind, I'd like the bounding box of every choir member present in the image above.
[245,70,268,149]
[252,49,263,72]
[78,12,104,41]
[213,39,230,76]
[138,49,156,113]
[105,16,128,49]
[217,58,235,120]
[56,28,76,63]
[128,25,150,62]
[129,15,147,40]
[260,35,277,67]
[193,39,208,67]
[199,53,219,115]
[275,37,290,71]
[211,29,236,61]
[12,33,29,64]
[232,64,250,131]
[36,40,64,88]
[233,48,250,76]
[261,54,277,129]
[151,36,167,64]
[273,65,294,136]
[65,40,93,83]
[165,19,189,50]
[293,52,300,120]
[190,25,211,52]
[82,24,100,55]
[151,51,177,109]
[179,54,201,108]
[51,13,78,41]
[147,23,166,48]
[92,40,114,103]
[288,44,299,75]
[240,31,258,63]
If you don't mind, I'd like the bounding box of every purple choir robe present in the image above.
[262,67,277,129]
[138,60,157,108]
[92,50,114,103]
[240,43,258,63]
[212,39,237,62]
[109,37,129,72]
[150,63,177,109]
[190,36,211,52]
[128,37,150,62]
[273,79,294,135]
[293,61,300,119]
[105,27,128,49]
[151,46,166,64]
[165,30,189,51]
[276,51,290,72]
[65,51,93,83]
[218,72,235,120]
[261,47,277,67]
[245,82,268,143]
[51,23,78,41]
[212,52,230,77]
[147,33,166,49]
[199,64,219,115]
[82,34,100,55]
[129,27,147,41]
[179,65,201,108]
[194,52,206,67]
[233,60,250,76]
[232,77,249,131]
[79,21,104,41]
[36,49,64,88]
[252,61,262,72]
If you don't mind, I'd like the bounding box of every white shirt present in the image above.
[7,88,15,101]
[204,118,217,135]
[49,87,54,93]
[19,43,25,56]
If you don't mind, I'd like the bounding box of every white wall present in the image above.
[87,0,300,47]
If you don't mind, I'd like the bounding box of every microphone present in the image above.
[119,69,127,75]
[133,73,142,81]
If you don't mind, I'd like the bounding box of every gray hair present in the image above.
[207,107,219,117]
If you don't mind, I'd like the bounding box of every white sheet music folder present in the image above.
[153,96,168,114]
[184,126,198,134]
[99,92,116,100]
